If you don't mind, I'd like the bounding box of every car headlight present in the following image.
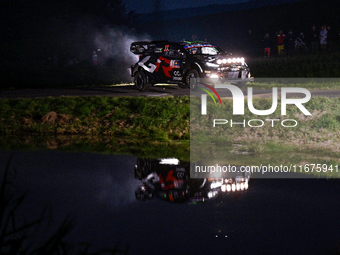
[210,73,219,79]
[227,57,245,65]
[216,59,228,65]
[206,62,220,68]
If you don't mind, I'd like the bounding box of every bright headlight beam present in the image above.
[207,62,220,67]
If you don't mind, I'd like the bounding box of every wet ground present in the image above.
[1,150,340,254]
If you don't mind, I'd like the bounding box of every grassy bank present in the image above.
[0,96,190,140]
[1,95,340,169]
[248,51,340,79]
[190,96,340,167]
[248,79,340,90]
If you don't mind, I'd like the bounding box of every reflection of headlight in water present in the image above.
[222,181,249,192]
[159,158,179,165]
[236,183,241,191]
[245,180,249,190]
[207,190,218,199]
[210,180,223,189]
[221,184,226,192]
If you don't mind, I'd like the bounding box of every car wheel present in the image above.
[185,69,199,89]
[134,71,151,92]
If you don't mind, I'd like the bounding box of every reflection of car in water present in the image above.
[134,158,251,204]
[130,40,253,91]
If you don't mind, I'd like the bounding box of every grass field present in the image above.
[190,96,340,173]
[1,95,340,170]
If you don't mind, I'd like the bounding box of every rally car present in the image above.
[130,40,253,91]
[134,157,225,203]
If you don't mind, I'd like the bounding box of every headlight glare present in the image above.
[210,73,219,79]
[207,62,220,68]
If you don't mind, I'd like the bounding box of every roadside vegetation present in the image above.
[191,96,340,151]
[190,96,340,177]
[0,96,189,139]
[1,95,340,168]
[248,51,340,79]
[0,96,190,161]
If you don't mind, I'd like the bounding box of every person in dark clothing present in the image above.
[285,30,296,56]
[309,25,319,53]
[326,25,334,52]
[319,25,328,53]
[263,33,271,57]
[246,29,255,57]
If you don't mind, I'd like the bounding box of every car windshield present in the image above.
[184,44,222,55]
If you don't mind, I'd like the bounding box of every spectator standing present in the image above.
[263,33,271,57]
[319,25,328,53]
[276,30,285,56]
[310,25,319,53]
[326,25,334,52]
[285,30,296,55]
[246,29,255,57]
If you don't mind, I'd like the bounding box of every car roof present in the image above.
[181,41,216,49]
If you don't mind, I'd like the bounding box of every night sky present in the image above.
[123,0,307,13]
[124,0,249,13]
[124,0,250,13]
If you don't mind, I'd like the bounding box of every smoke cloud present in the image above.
[93,27,151,82]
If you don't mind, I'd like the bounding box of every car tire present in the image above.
[134,71,151,92]
[185,69,200,89]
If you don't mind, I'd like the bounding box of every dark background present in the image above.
[1,0,339,88]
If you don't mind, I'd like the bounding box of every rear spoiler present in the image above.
[130,40,169,55]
